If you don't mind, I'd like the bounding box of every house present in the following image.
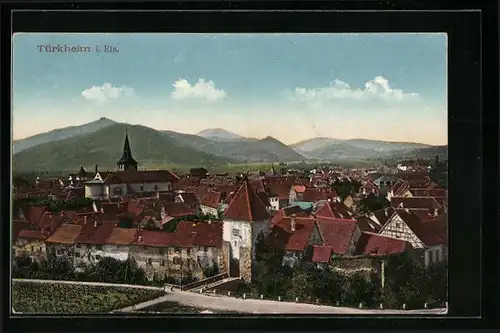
[45,223,84,266]
[359,181,379,197]
[200,191,223,217]
[130,221,225,281]
[174,192,200,210]
[372,175,400,188]
[354,232,410,256]
[315,200,355,220]
[73,219,115,267]
[386,181,412,201]
[315,217,361,257]
[265,183,291,211]
[289,185,306,204]
[390,197,443,217]
[84,130,179,200]
[222,179,271,282]
[13,221,47,262]
[378,209,448,268]
[343,195,355,209]
[266,216,323,268]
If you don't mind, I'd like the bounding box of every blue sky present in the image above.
[13,33,447,144]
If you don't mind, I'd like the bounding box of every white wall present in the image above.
[268,197,279,211]
[85,185,103,200]
[128,181,172,192]
[201,205,218,216]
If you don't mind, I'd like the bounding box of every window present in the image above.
[160,260,165,266]
[95,255,102,261]
[140,186,144,192]
[175,248,180,254]
[173,257,182,265]
[113,187,122,195]
[158,248,165,255]
[204,246,208,252]
[96,245,103,251]
[147,258,152,265]
[232,228,240,237]
[187,248,191,255]
[154,185,159,191]
[67,251,73,257]
[75,252,81,258]
[76,244,81,248]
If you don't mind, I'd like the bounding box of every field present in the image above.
[12,281,165,314]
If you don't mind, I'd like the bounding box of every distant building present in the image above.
[84,128,179,200]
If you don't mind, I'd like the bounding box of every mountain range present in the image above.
[12,117,447,172]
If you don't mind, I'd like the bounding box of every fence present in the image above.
[181,272,229,291]
[198,288,447,311]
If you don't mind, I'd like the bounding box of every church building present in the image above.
[84,128,179,200]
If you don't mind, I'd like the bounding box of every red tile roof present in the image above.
[133,221,223,248]
[394,209,448,246]
[301,188,333,202]
[106,228,138,245]
[13,221,36,239]
[267,217,316,251]
[409,188,447,197]
[178,192,200,206]
[356,216,382,233]
[223,180,270,222]
[266,183,291,200]
[102,170,179,185]
[75,221,115,245]
[391,197,442,210]
[315,218,358,255]
[164,202,196,217]
[270,206,308,225]
[45,224,83,244]
[311,245,333,263]
[315,201,355,220]
[354,232,409,256]
[201,191,222,208]
[17,229,46,240]
[21,206,47,224]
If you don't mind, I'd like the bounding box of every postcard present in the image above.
[11,32,448,315]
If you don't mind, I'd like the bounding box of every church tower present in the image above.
[117,127,138,171]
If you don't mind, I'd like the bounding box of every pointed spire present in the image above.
[117,125,138,171]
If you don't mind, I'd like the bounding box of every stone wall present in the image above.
[220,241,231,273]
[130,245,223,282]
[239,246,252,282]
[329,256,382,279]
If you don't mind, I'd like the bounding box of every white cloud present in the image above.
[171,78,226,102]
[293,76,419,102]
[81,83,134,103]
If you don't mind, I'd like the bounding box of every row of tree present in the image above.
[242,235,447,309]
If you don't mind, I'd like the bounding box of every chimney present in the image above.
[290,214,296,232]
[101,207,104,214]
[138,236,143,242]
[434,208,439,217]
[84,216,87,225]
[94,221,98,228]
[208,220,212,224]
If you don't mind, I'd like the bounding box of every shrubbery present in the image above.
[241,237,447,309]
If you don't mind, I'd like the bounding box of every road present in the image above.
[118,289,447,315]
[13,278,447,315]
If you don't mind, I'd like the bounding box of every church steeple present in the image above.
[117,127,138,171]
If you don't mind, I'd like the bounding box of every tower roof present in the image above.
[223,179,270,222]
[117,127,138,167]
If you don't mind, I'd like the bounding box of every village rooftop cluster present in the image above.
[12,131,448,289]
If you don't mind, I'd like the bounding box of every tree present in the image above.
[359,194,390,214]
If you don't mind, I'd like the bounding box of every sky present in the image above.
[12,33,447,145]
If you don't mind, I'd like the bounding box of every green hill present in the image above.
[13,123,235,173]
